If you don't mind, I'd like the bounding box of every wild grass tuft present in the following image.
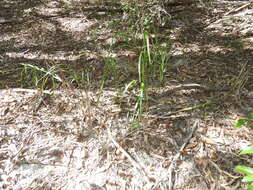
[21,63,62,89]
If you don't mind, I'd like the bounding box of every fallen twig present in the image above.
[209,160,240,179]
[107,127,150,181]
[225,1,253,16]
[147,100,216,119]
[154,83,231,99]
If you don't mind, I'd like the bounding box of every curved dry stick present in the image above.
[107,127,150,182]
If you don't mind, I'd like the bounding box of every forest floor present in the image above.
[0,0,253,189]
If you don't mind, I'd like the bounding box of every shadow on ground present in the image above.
[0,0,253,189]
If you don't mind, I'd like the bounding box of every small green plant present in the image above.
[122,80,138,95]
[130,122,141,131]
[72,71,85,86]
[67,69,92,88]
[131,31,171,125]
[96,57,118,105]
[102,57,118,85]
[158,50,169,82]
[224,40,244,49]
[96,79,105,106]
[137,32,151,109]
[234,112,253,190]
[235,146,253,190]
[152,43,171,83]
[130,32,151,126]
[138,31,151,84]
[21,63,62,89]
[116,79,143,131]
[234,112,253,128]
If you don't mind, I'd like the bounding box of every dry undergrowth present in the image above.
[0,86,252,189]
[1,0,253,190]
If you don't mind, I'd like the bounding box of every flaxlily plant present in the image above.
[235,146,253,190]
[234,112,253,190]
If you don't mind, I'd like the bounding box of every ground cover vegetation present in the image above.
[0,0,253,189]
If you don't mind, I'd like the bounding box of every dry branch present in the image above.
[107,127,150,182]
[225,1,253,16]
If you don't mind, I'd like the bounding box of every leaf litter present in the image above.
[0,0,253,189]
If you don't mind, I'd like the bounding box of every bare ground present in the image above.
[0,0,253,189]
